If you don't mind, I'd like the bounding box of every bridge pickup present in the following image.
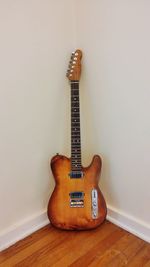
[69,192,84,198]
[69,171,84,178]
[69,191,84,208]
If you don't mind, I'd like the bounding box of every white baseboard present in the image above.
[0,206,149,252]
[0,211,49,252]
[107,205,150,243]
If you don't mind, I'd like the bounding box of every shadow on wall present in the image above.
[100,155,120,210]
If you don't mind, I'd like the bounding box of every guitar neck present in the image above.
[71,81,81,171]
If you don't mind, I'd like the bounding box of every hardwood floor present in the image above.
[0,221,149,267]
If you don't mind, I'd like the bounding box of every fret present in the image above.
[71,94,79,97]
[71,92,79,96]
[71,115,80,117]
[72,165,81,168]
[71,144,81,146]
[72,103,79,106]
[71,115,79,117]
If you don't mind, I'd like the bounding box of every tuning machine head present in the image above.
[66,49,82,80]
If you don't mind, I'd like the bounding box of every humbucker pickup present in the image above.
[69,191,84,208]
[69,171,84,178]
[69,192,84,198]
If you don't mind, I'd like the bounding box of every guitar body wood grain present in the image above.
[47,154,107,230]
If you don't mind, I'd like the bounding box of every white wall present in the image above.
[76,0,150,231]
[0,0,150,247]
[0,0,74,235]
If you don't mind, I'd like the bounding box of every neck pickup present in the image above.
[69,171,84,179]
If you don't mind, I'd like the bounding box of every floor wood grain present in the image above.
[0,221,149,267]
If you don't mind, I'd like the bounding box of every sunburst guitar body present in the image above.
[47,50,107,230]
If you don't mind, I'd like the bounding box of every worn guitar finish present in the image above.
[47,50,107,230]
[48,154,106,230]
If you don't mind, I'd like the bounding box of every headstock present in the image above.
[66,49,82,81]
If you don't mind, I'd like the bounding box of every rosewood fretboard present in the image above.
[71,81,81,172]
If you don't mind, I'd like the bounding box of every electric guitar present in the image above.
[47,49,107,230]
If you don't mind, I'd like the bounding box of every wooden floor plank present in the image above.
[49,222,118,267]
[0,220,149,267]
[70,227,126,267]
[0,226,69,266]
[144,260,150,267]
[87,232,145,267]
[127,244,150,267]
[16,221,115,267]
[0,225,52,264]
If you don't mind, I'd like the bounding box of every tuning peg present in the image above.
[72,51,75,55]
